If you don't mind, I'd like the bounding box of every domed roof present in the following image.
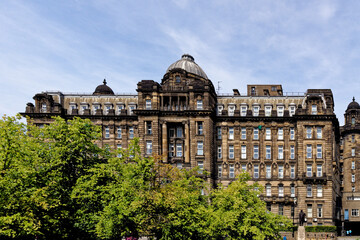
[347,97,360,110]
[166,54,208,79]
[93,79,114,95]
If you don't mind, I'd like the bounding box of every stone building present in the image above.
[22,54,342,230]
[340,98,360,235]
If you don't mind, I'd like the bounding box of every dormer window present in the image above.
[69,103,77,114]
[105,104,112,114]
[175,76,181,83]
[41,103,47,113]
[197,100,203,110]
[80,104,88,115]
[252,105,259,116]
[129,104,136,115]
[93,104,100,114]
[116,103,124,115]
[311,104,317,115]
[145,99,152,110]
[241,105,247,116]
[289,105,296,116]
[277,106,284,117]
[217,105,223,116]
[228,104,235,116]
[265,105,272,116]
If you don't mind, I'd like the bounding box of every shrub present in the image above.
[305,226,337,232]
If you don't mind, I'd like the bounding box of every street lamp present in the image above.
[293,197,297,238]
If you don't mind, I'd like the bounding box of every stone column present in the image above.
[162,121,168,162]
[185,121,190,163]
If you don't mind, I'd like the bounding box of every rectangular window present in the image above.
[197,122,203,135]
[307,164,312,177]
[307,184,312,197]
[217,146,222,159]
[241,164,246,171]
[197,100,203,110]
[352,209,359,216]
[253,106,259,116]
[253,145,259,159]
[289,106,296,116]
[117,127,122,138]
[265,106,272,116]
[352,148,356,157]
[307,204,313,218]
[317,204,323,218]
[266,165,271,178]
[241,145,246,159]
[278,165,284,179]
[146,141,152,154]
[279,204,284,215]
[265,128,271,140]
[352,174,355,183]
[41,103,47,113]
[290,127,295,140]
[241,106,247,116]
[105,126,110,139]
[352,135,355,143]
[229,164,235,178]
[80,105,88,115]
[197,141,204,155]
[229,127,234,140]
[117,144,122,158]
[290,165,295,179]
[253,128,259,140]
[217,127,222,139]
[145,99,151,110]
[129,105,136,115]
[229,145,234,159]
[317,127,322,139]
[169,144,174,157]
[266,184,271,196]
[228,105,235,116]
[306,127,312,138]
[129,127,134,139]
[312,105,317,115]
[278,185,284,197]
[218,164,222,178]
[278,146,284,159]
[146,121,152,135]
[197,161,204,174]
[291,185,295,197]
[278,128,284,140]
[277,106,284,117]
[116,104,124,115]
[177,127,182,137]
[306,145,312,159]
[317,164,322,177]
[266,146,271,159]
[254,165,259,179]
[217,105,223,116]
[105,105,112,114]
[241,127,246,140]
[176,143,182,157]
[290,145,295,159]
[317,145,322,158]
[352,161,355,169]
[317,185,323,197]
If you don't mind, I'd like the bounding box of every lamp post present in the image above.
[292,197,297,238]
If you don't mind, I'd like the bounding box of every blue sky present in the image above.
[1,0,360,124]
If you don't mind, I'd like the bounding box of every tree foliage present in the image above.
[0,115,292,240]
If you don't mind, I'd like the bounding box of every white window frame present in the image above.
[229,164,235,178]
[217,127,222,139]
[278,165,284,179]
[241,128,246,140]
[278,128,283,140]
[265,106,272,116]
[241,105,247,116]
[129,105,136,115]
[129,127,134,139]
[290,145,295,159]
[289,105,296,116]
[278,185,284,197]
[352,148,356,157]
[105,126,110,139]
[307,184,312,197]
[228,105,235,116]
[352,161,355,170]
[217,105,223,116]
[317,185,323,197]
[253,145,259,159]
[229,145,234,159]
[291,185,295,197]
[117,127,122,138]
[197,141,204,155]
[218,164,222,178]
[253,165,259,179]
[266,184,271,197]
[306,127,312,139]
[316,145,322,158]
[41,103,47,113]
[266,165,271,178]
[352,209,359,216]
[352,174,355,183]
[146,141,152,155]
[307,204,313,218]
[307,164,313,177]
[217,146,222,159]
[146,121,152,135]
[306,145,312,159]
[253,128,259,140]
[265,128,271,140]
[241,145,246,159]
[229,127,234,140]
[311,104,317,115]
[197,122,203,135]
[278,146,284,159]
[266,145,271,159]
[145,99,152,110]
[277,106,284,117]
[176,143,183,157]
[316,127,322,139]
[197,100,203,110]
[317,164,322,177]
[317,204,323,218]
[197,161,204,174]
[290,165,295,179]
[290,127,295,140]
[253,105,259,116]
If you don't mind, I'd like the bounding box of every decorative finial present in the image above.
[103,79,107,85]
[353,96,355,102]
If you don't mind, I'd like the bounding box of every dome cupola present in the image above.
[93,79,114,95]
[346,97,360,111]
[166,54,208,79]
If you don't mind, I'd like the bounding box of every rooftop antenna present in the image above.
[217,81,222,94]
